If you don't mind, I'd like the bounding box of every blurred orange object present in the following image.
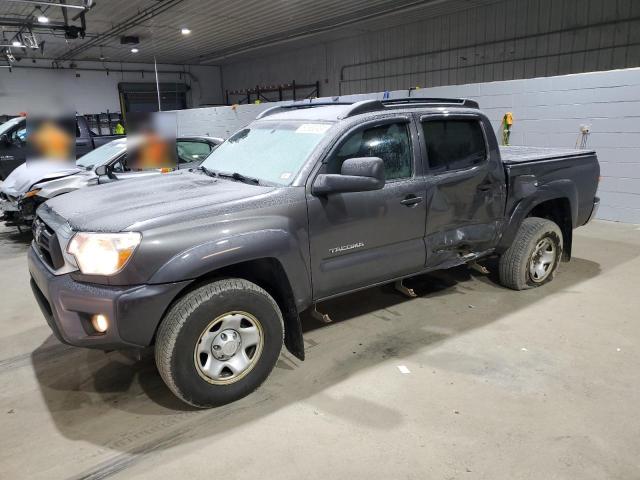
[129,132,173,170]
[30,120,73,161]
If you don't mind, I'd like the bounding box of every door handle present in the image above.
[477,182,493,192]
[400,194,423,206]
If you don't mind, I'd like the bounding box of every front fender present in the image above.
[149,228,312,310]
[497,179,577,252]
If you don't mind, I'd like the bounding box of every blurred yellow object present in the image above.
[501,112,514,145]
[24,189,41,198]
[504,112,513,126]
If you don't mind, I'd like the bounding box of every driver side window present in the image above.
[110,155,130,173]
[10,126,27,146]
[327,122,412,180]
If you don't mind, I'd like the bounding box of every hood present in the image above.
[44,170,275,232]
[35,170,95,199]
[1,162,82,197]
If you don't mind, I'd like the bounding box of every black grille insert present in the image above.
[32,217,65,270]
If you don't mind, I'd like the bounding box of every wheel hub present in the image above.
[194,311,264,385]
[211,329,241,360]
[529,237,556,283]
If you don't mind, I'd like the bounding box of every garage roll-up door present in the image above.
[118,82,189,115]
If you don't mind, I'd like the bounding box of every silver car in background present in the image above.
[0,135,223,228]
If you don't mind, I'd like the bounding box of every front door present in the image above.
[419,115,506,269]
[307,118,427,300]
[0,122,28,179]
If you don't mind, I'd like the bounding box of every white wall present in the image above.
[177,67,640,224]
[0,60,223,116]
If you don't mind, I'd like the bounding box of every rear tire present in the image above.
[498,217,563,290]
[155,278,284,408]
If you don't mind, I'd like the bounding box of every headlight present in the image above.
[67,232,141,275]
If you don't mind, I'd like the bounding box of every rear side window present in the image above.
[328,122,412,180]
[421,119,486,172]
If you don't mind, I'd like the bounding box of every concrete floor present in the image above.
[0,220,639,479]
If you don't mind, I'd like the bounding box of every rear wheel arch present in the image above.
[500,194,574,260]
[526,197,573,260]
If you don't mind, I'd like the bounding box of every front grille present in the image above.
[32,217,65,270]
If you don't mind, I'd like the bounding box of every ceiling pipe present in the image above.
[1,63,196,80]
[3,0,88,10]
[55,0,184,61]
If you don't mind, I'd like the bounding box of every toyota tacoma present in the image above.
[27,98,600,407]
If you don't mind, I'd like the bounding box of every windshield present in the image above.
[200,121,332,185]
[76,139,127,169]
[0,117,25,136]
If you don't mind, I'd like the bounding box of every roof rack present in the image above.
[339,97,479,119]
[255,100,352,119]
[255,97,479,120]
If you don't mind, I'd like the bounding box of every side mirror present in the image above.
[312,157,385,195]
[0,134,10,146]
[95,164,117,180]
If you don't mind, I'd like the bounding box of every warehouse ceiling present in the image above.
[0,0,499,66]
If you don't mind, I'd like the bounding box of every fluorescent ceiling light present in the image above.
[130,48,139,53]
[37,16,49,23]
[181,28,191,35]
[12,41,22,47]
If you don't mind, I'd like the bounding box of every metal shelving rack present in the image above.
[84,111,123,135]
[225,80,320,105]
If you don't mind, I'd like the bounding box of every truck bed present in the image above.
[500,145,596,164]
[501,145,600,229]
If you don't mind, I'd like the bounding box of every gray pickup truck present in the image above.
[28,98,600,408]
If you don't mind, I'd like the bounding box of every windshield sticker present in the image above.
[295,124,331,134]
[280,172,292,180]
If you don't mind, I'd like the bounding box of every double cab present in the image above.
[27,98,600,407]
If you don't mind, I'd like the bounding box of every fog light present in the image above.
[91,314,109,333]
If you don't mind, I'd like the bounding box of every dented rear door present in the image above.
[418,114,506,269]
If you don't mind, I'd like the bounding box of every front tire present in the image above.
[498,217,563,290]
[155,278,284,408]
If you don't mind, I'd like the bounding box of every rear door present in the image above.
[307,117,427,300]
[419,114,505,269]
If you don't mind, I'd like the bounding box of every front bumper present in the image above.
[28,245,191,350]
[0,196,34,226]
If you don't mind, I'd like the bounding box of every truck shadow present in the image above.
[26,237,632,475]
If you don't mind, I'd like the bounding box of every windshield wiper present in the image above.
[199,166,261,185]
[217,171,260,185]
[199,165,218,178]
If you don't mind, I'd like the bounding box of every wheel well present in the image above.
[528,198,572,260]
[166,258,305,360]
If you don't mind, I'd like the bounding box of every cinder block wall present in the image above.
[177,67,640,224]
